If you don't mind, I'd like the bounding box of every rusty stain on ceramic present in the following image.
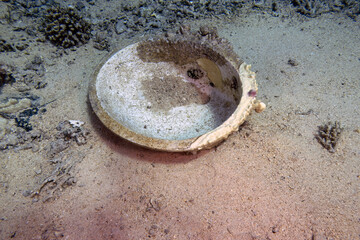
[89,27,265,152]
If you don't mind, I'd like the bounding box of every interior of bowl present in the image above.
[94,39,242,141]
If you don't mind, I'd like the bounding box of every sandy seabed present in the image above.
[0,2,359,240]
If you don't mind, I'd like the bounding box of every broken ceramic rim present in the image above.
[89,32,264,152]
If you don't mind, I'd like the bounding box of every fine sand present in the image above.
[0,5,359,240]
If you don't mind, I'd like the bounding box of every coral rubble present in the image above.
[316,121,343,153]
[0,63,16,87]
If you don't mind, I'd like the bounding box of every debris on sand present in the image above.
[30,121,90,202]
[316,121,342,153]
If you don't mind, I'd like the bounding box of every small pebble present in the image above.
[115,21,127,34]
[288,58,299,66]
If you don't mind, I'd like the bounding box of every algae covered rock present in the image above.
[43,7,91,48]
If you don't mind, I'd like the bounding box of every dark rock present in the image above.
[0,39,16,52]
[0,63,16,87]
[199,25,218,39]
[34,79,47,89]
[187,68,204,79]
[288,58,299,66]
[15,107,43,132]
[15,43,29,51]
[15,117,33,131]
[75,1,85,11]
